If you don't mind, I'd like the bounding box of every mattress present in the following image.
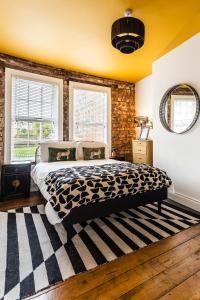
[31,159,125,225]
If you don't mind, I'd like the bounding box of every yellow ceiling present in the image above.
[0,0,200,82]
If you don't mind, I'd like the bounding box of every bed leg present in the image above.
[158,199,162,215]
[66,226,74,245]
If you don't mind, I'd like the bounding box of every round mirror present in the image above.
[159,84,200,134]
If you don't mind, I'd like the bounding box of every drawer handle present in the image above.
[12,179,21,188]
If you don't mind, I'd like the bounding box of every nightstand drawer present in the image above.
[133,141,146,147]
[133,154,147,163]
[3,164,30,174]
[133,145,146,154]
[2,174,30,198]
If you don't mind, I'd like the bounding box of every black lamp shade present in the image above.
[111,17,145,54]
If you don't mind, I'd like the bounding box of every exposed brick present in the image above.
[0,53,136,163]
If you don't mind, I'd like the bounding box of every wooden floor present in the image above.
[0,192,45,210]
[1,194,200,300]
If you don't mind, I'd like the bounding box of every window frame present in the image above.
[5,68,63,163]
[69,81,111,149]
[170,94,196,132]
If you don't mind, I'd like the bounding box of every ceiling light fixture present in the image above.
[111,8,145,54]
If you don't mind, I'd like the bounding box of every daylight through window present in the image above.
[69,82,110,144]
[11,77,59,161]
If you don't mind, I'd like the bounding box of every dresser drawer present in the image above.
[133,154,147,163]
[3,164,30,174]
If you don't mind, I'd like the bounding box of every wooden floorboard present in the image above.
[0,192,45,210]
[158,270,200,300]
[116,248,200,300]
[1,194,200,300]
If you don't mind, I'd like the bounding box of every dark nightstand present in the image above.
[110,156,125,161]
[1,162,31,201]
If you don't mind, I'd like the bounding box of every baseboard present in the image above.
[169,192,200,212]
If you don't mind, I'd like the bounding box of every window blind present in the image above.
[72,88,108,143]
[11,77,59,161]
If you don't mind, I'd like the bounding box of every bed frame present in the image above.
[35,145,168,243]
[62,187,167,243]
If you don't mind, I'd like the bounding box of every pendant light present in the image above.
[111,8,145,54]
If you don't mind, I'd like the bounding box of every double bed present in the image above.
[31,141,172,243]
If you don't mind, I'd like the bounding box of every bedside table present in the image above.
[132,140,153,165]
[1,162,31,201]
[110,156,125,161]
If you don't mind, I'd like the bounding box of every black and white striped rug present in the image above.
[0,200,200,300]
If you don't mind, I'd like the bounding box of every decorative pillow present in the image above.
[40,141,77,162]
[83,147,105,160]
[48,147,76,162]
[77,141,109,160]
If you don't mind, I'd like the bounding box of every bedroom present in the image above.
[0,0,200,299]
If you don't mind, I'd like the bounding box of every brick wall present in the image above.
[0,53,135,163]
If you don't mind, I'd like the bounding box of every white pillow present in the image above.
[40,141,77,162]
[77,141,110,160]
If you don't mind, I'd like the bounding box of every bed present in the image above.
[31,141,172,243]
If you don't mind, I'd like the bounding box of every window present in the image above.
[69,81,111,145]
[5,69,63,162]
[171,95,196,133]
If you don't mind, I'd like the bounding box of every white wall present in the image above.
[135,75,153,139]
[135,75,153,117]
[136,33,200,210]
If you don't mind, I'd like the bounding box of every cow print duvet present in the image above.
[45,163,172,220]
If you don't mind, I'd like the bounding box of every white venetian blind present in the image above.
[11,77,59,161]
[72,88,108,143]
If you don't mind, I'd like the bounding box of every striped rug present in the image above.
[0,200,200,300]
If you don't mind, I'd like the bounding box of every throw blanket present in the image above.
[45,163,172,220]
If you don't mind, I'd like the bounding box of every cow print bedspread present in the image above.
[45,163,172,220]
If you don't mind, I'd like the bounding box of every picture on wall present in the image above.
[139,127,150,140]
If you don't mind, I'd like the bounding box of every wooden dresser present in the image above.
[132,140,153,165]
